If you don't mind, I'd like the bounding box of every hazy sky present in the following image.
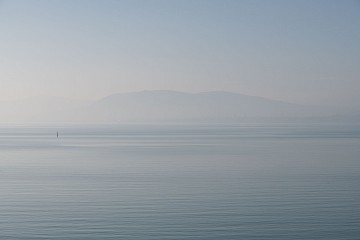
[1,0,359,106]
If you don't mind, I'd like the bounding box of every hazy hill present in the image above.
[83,90,324,123]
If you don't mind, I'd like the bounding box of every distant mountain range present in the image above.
[0,90,358,124]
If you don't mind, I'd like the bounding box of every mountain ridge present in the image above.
[87,90,319,123]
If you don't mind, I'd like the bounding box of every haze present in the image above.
[1,0,359,108]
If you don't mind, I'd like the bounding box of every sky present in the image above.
[0,0,359,107]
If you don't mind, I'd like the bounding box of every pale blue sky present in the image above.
[0,0,359,106]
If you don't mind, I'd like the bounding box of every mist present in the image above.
[0,90,358,124]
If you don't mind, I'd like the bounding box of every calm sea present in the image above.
[0,124,359,239]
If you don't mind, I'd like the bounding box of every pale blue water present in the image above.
[0,124,359,239]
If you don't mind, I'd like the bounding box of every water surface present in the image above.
[0,124,359,239]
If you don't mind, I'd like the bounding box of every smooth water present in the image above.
[0,124,359,239]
